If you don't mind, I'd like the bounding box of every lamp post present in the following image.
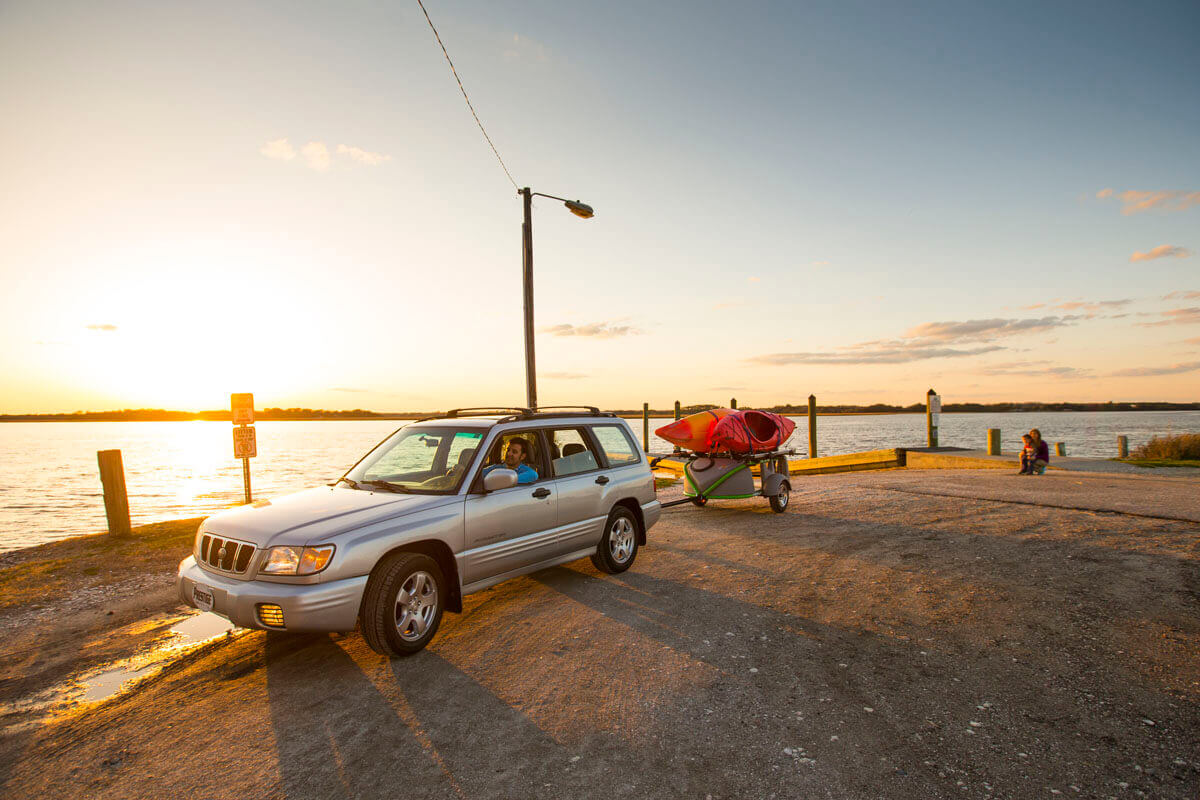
[520,186,594,410]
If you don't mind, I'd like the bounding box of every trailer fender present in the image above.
[762,472,788,497]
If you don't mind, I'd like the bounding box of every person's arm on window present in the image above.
[516,464,538,484]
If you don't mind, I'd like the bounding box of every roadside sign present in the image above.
[231,393,255,424]
[929,394,942,426]
[233,426,257,459]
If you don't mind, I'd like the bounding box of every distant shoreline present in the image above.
[2,402,1198,423]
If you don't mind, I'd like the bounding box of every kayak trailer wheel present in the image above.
[769,481,790,513]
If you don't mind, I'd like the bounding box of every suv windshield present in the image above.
[345,427,484,494]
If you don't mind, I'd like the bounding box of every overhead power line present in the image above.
[416,0,520,191]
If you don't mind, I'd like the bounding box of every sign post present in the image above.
[231,393,256,503]
[926,389,941,448]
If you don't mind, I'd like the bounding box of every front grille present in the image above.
[198,534,256,574]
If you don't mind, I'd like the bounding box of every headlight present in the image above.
[260,545,335,575]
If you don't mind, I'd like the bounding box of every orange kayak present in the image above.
[654,408,736,452]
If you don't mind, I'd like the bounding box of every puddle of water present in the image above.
[0,610,242,732]
[76,612,238,703]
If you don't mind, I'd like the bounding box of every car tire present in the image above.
[769,480,790,513]
[590,506,640,574]
[360,552,444,658]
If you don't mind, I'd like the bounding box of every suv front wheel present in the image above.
[360,552,445,657]
[591,506,639,574]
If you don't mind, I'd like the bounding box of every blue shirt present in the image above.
[483,462,538,484]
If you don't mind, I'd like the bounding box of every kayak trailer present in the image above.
[651,450,795,513]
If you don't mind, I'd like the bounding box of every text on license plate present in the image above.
[192,584,215,612]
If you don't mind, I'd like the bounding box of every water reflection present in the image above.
[0,611,239,733]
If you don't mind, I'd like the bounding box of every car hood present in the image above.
[200,486,452,548]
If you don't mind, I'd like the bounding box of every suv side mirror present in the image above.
[482,468,518,492]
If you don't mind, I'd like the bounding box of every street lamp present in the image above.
[520,186,594,410]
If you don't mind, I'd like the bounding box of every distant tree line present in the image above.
[2,400,1197,422]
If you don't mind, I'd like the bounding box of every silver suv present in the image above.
[177,407,661,656]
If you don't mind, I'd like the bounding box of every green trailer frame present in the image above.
[653,450,795,513]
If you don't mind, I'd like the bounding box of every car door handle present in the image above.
[595,476,610,485]
[532,488,551,498]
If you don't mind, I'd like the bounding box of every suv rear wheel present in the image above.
[360,552,444,657]
[591,506,639,574]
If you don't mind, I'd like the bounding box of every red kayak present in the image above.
[707,410,795,454]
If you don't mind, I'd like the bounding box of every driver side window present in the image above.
[482,432,546,483]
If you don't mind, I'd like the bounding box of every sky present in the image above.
[1,0,1198,414]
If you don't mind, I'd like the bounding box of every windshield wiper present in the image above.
[333,476,361,489]
[362,480,411,494]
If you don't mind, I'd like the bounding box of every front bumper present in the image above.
[177,556,367,632]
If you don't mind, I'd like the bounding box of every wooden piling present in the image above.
[807,394,817,458]
[926,388,939,447]
[643,402,650,453]
[730,397,737,410]
[673,400,681,452]
[97,449,131,536]
[986,429,1001,456]
[1055,442,1066,457]
[1117,435,1129,458]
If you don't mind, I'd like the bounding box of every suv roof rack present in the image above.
[445,407,532,418]
[526,406,603,415]
[414,406,617,424]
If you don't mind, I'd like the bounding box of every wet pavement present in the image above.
[0,611,239,734]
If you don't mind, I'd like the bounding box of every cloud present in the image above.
[543,372,587,379]
[260,138,296,161]
[337,144,391,166]
[747,276,761,283]
[1110,361,1200,377]
[977,361,1092,379]
[751,313,1087,367]
[1019,303,1046,310]
[808,261,830,268]
[301,141,331,171]
[902,316,1079,343]
[1136,307,1200,327]
[749,344,1003,366]
[1096,188,1200,215]
[1163,290,1200,300]
[1050,299,1131,313]
[86,323,118,331]
[1131,245,1191,262]
[541,321,640,338]
[330,387,369,393]
[1182,337,1200,345]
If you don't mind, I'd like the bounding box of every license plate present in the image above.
[192,584,215,612]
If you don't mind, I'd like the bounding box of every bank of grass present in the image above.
[1121,432,1200,468]
[0,518,202,614]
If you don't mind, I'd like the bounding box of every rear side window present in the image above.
[592,425,640,466]
[547,428,601,477]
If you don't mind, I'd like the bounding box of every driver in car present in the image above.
[482,437,538,485]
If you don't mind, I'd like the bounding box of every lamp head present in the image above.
[564,200,594,219]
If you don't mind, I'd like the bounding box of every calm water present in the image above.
[2,411,1196,552]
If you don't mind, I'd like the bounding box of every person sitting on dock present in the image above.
[1020,429,1050,475]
